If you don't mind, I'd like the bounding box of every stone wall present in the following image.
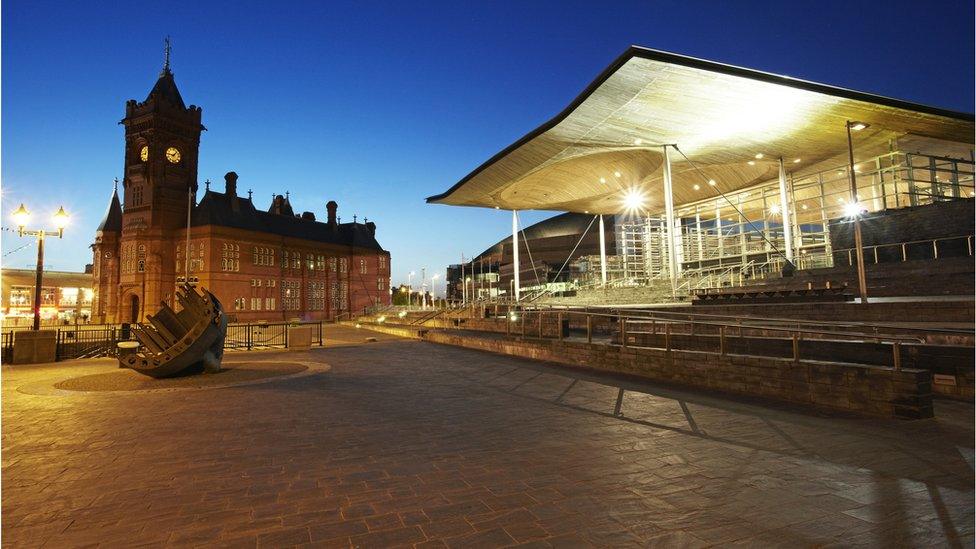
[353,322,933,419]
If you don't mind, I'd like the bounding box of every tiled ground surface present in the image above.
[3,326,973,548]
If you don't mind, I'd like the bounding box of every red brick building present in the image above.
[91,59,390,323]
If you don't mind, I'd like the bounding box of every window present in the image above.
[316,255,325,271]
[40,287,56,306]
[331,281,339,310]
[137,260,145,273]
[9,286,31,307]
[329,257,337,272]
[359,258,367,274]
[339,258,348,274]
[221,242,240,272]
[130,185,144,207]
[234,297,246,310]
[308,281,325,310]
[250,297,262,311]
[377,277,385,291]
[281,280,302,311]
[265,297,276,310]
[59,288,79,306]
[340,282,348,310]
[306,253,315,271]
[254,246,274,266]
[378,255,386,270]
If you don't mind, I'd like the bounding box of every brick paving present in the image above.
[2,325,973,547]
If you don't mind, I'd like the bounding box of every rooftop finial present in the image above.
[248,188,253,200]
[163,36,172,72]
[204,178,210,191]
[113,177,119,192]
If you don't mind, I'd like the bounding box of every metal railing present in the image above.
[3,320,327,362]
[371,303,973,371]
[835,234,974,266]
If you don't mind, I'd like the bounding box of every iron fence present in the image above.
[1,332,12,363]
[1,321,325,362]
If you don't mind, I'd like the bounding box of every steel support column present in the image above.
[662,146,678,294]
[512,210,521,302]
[598,215,608,286]
[778,158,794,261]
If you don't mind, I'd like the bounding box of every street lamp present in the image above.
[407,271,415,308]
[431,274,440,308]
[11,203,69,330]
[846,120,869,304]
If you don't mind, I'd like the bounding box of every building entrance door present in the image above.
[130,295,140,323]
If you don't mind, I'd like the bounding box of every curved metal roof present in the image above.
[427,46,974,215]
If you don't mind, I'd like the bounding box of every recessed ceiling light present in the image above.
[755,153,764,159]
[600,177,606,184]
[693,184,700,190]
[747,160,756,166]
[708,179,716,186]
[634,138,643,145]
[801,204,808,210]
[614,171,621,178]
[793,158,801,163]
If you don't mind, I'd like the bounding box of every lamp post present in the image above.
[431,274,440,308]
[11,204,69,330]
[846,121,869,304]
[407,271,415,308]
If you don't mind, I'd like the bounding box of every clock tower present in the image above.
[117,40,205,321]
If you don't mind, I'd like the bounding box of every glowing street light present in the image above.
[10,203,70,330]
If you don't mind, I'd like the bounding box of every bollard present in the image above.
[651,320,656,334]
[665,323,671,352]
[586,314,592,344]
[690,321,695,336]
[892,341,901,371]
[792,332,800,362]
[620,316,627,348]
[719,325,726,356]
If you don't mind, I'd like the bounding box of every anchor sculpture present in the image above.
[119,284,228,378]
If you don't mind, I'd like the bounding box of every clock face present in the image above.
[166,147,181,164]
[139,146,149,162]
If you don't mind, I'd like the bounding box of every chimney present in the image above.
[326,201,338,227]
[224,172,238,197]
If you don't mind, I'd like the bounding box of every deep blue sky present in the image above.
[3,0,973,290]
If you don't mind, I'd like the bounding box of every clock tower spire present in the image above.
[116,43,204,320]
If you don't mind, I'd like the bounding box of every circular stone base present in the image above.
[55,361,308,392]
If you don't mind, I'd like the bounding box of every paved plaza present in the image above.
[2,326,973,548]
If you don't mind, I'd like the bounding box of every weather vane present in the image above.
[163,36,172,72]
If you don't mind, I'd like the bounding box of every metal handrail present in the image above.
[833,234,974,265]
[507,302,973,338]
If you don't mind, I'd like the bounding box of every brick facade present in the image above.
[91,65,390,323]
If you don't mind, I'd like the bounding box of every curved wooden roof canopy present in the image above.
[427,46,974,215]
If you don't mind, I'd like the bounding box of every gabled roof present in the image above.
[193,190,385,251]
[146,68,187,110]
[96,187,123,233]
[427,46,974,215]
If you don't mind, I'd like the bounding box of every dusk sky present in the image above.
[3,0,973,290]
